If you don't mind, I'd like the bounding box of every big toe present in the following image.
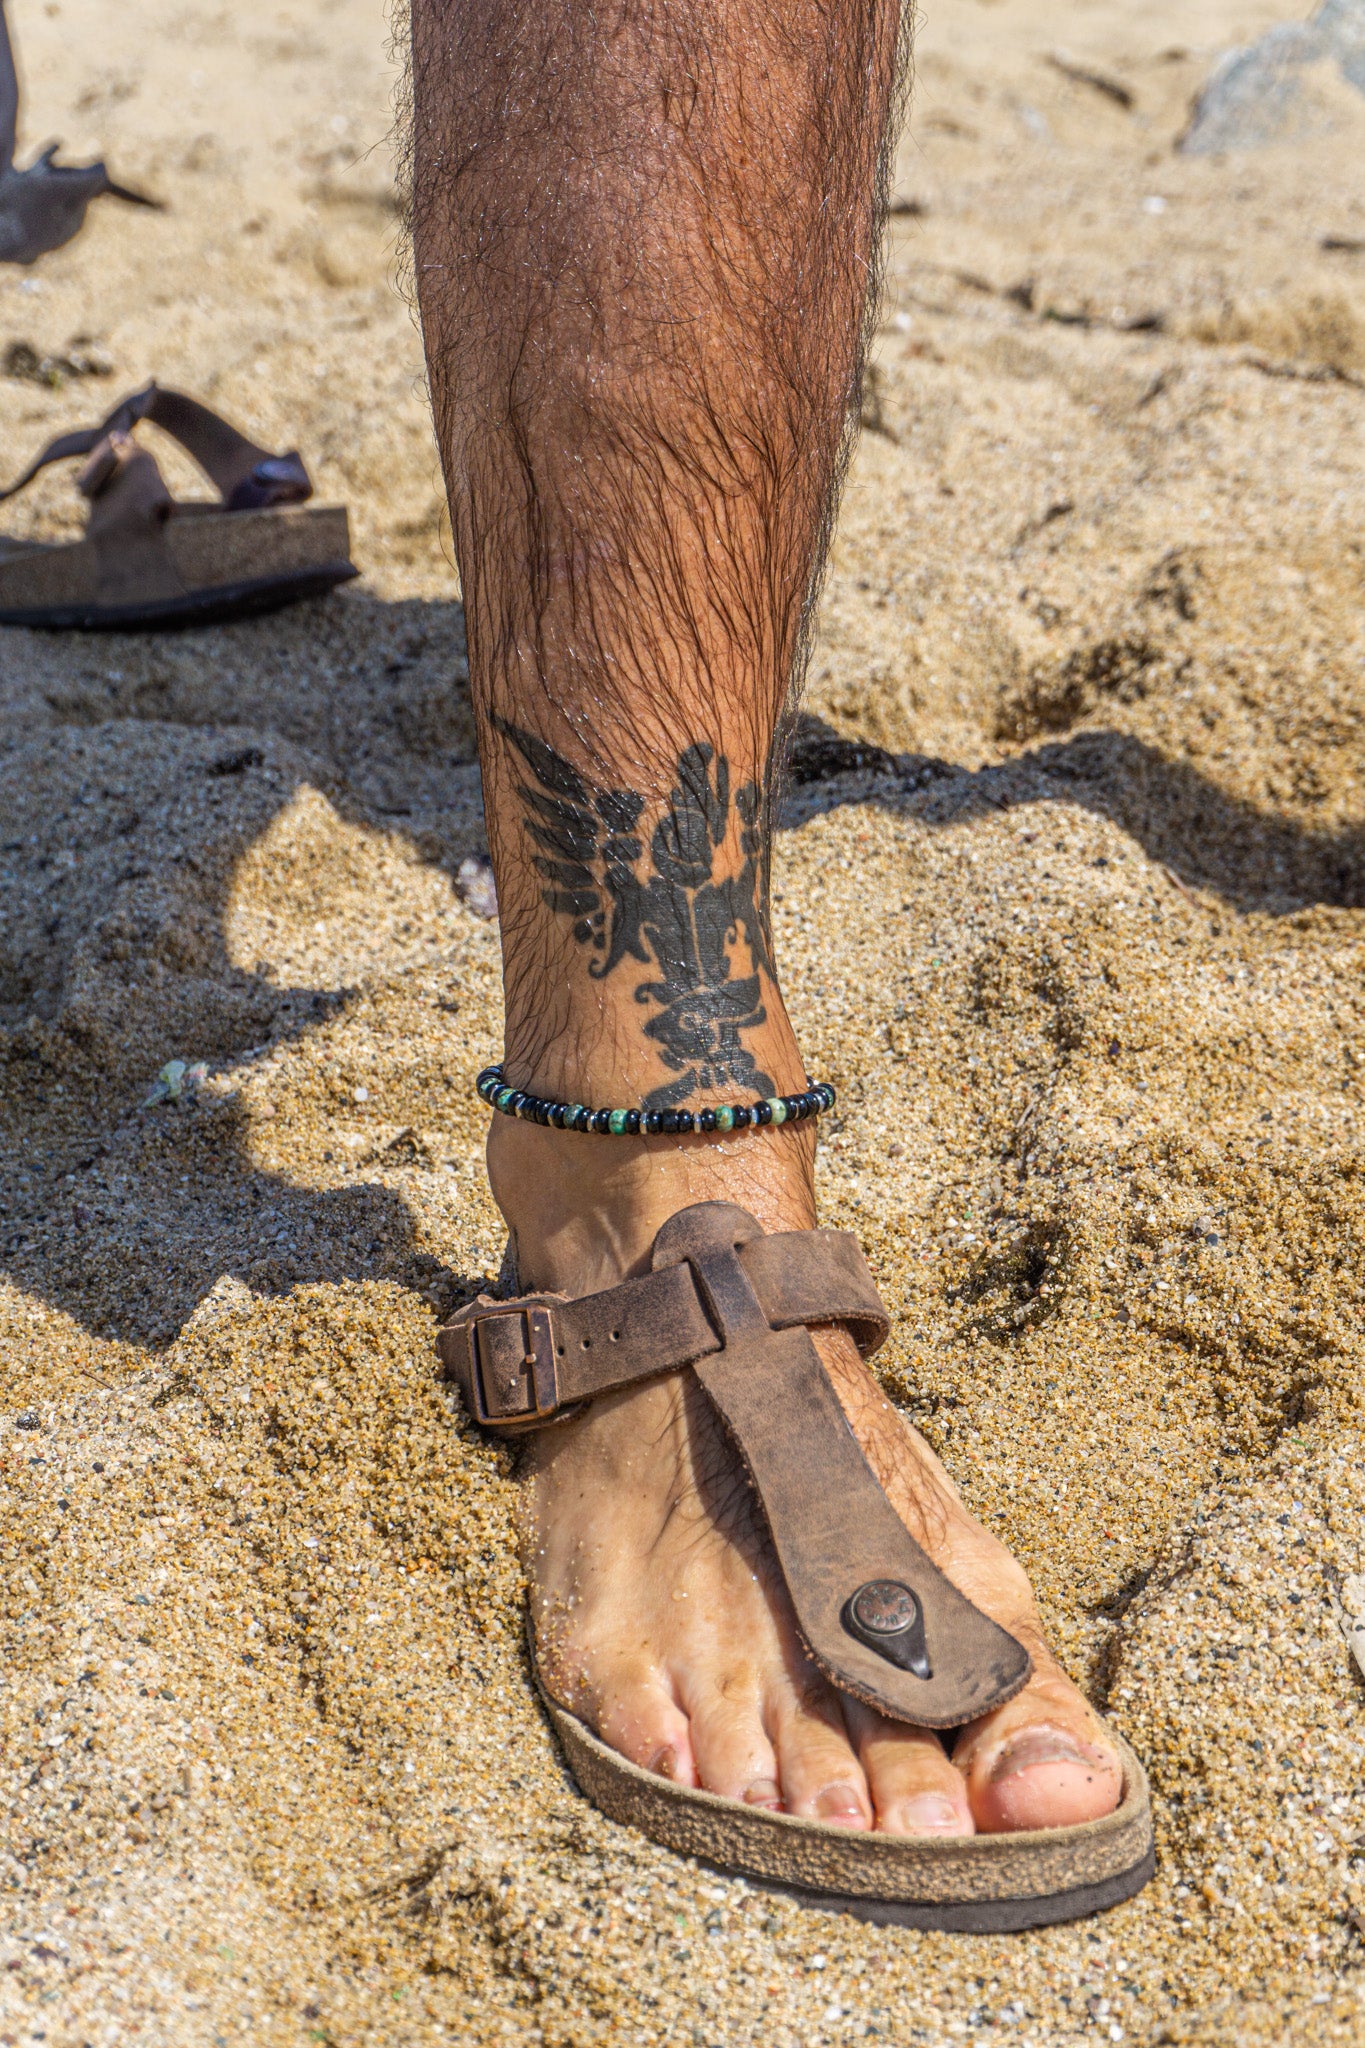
[958,1719,1124,1833]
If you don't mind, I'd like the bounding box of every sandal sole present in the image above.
[0,558,358,631]
[541,1684,1156,1931]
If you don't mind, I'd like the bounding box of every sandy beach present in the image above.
[2,0,1365,2039]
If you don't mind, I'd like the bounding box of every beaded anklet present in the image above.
[476,1063,835,1137]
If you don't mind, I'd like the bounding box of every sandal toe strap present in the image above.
[438,1199,1032,1727]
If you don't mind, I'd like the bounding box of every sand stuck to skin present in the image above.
[2,0,1365,2041]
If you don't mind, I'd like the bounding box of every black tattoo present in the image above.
[495,716,776,1111]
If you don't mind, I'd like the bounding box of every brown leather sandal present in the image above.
[439,1200,1155,1929]
[0,382,357,628]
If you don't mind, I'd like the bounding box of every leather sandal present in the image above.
[0,382,357,628]
[438,1199,1155,1929]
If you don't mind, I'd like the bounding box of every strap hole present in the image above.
[609,1330,619,1341]
[556,1346,564,1357]
[581,1337,590,1348]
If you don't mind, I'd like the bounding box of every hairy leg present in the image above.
[411,0,896,1095]
[411,0,1121,1833]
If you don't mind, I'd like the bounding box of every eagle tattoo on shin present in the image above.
[494,715,777,1113]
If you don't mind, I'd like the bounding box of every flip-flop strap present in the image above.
[0,381,312,509]
[438,1199,1032,1729]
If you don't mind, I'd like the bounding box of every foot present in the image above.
[488,1114,1124,1837]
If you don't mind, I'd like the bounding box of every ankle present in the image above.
[485,1111,817,1294]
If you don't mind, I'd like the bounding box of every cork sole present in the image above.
[0,502,356,629]
[540,1683,1155,1931]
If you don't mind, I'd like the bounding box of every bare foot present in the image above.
[488,1113,1123,1837]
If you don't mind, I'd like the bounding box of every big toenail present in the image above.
[814,1786,866,1824]
[649,1745,678,1780]
[743,1778,782,1810]
[988,1730,1093,1781]
[898,1793,966,1834]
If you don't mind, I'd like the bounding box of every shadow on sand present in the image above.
[2,598,1361,1349]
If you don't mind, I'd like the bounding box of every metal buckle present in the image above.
[470,1304,559,1425]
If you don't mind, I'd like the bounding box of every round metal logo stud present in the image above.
[849,1580,919,1637]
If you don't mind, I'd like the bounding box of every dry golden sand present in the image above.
[1,0,1365,2040]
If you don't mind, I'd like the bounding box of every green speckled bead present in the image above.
[477,1062,831,1136]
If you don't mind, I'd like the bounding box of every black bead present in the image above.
[625,1110,641,1135]
[658,1109,678,1133]
[573,1107,592,1133]
[732,1105,751,1128]
[538,1100,555,1125]
[699,1108,716,1132]
[643,1111,663,1135]
[592,1108,613,1134]
[546,1103,563,1128]
[675,1111,694,1134]
[754,1101,772,1125]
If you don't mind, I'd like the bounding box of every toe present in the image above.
[843,1699,974,1836]
[589,1662,700,1789]
[681,1673,782,1808]
[769,1674,871,1828]
[954,1667,1123,1833]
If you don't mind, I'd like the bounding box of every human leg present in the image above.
[411,0,1121,1833]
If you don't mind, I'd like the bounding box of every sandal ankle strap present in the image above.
[0,381,313,510]
[438,1212,888,1429]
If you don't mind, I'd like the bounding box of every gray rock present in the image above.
[456,853,499,921]
[1182,0,1365,154]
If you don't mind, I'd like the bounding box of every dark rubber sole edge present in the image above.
[758,1841,1157,1932]
[0,560,358,632]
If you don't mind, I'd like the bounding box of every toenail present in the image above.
[743,1778,782,1810]
[648,1745,678,1781]
[987,1729,1101,1782]
[896,1793,968,1835]
[813,1785,866,1825]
